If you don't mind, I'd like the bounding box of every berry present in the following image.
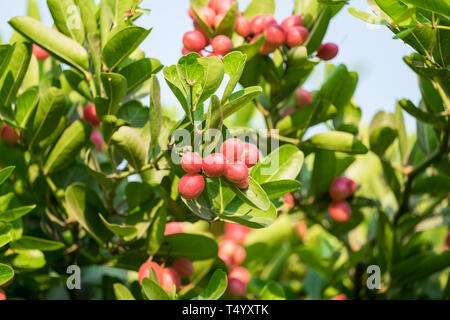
[208,0,217,10]
[181,152,203,174]
[224,222,250,244]
[212,35,232,56]
[183,31,207,52]
[232,245,246,266]
[251,14,277,35]
[198,6,216,27]
[264,24,285,47]
[317,43,339,60]
[1,123,19,145]
[161,268,181,292]
[281,15,303,32]
[225,162,248,184]
[285,26,309,47]
[193,19,210,44]
[294,221,308,242]
[215,0,233,14]
[0,288,5,300]
[138,261,164,285]
[328,201,351,222]
[178,173,205,200]
[258,41,277,55]
[331,293,347,300]
[228,266,251,284]
[203,153,227,177]
[219,239,237,258]
[226,278,246,298]
[294,88,312,108]
[284,193,295,209]
[214,13,225,29]
[172,258,194,278]
[164,222,184,236]
[445,232,450,248]
[188,7,196,19]
[83,103,100,127]
[235,176,249,189]
[281,107,295,118]
[220,138,244,161]
[32,43,50,61]
[329,177,358,201]
[235,16,251,37]
[238,143,260,168]
[90,130,103,151]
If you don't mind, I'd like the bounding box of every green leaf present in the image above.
[206,177,235,213]
[183,196,218,222]
[369,111,397,156]
[222,176,271,211]
[310,150,336,198]
[98,214,137,240]
[260,180,302,199]
[149,75,162,161]
[305,6,334,54]
[411,175,450,195]
[10,236,64,251]
[119,58,162,94]
[63,69,92,101]
[0,263,14,286]
[401,0,450,18]
[260,281,286,300]
[233,34,265,61]
[333,103,361,134]
[103,26,151,70]
[216,86,262,121]
[113,283,136,300]
[348,7,388,25]
[302,131,368,154]
[44,120,92,175]
[141,278,171,300]
[146,205,166,256]
[74,0,98,35]
[158,233,218,261]
[0,223,12,248]
[221,51,247,104]
[163,65,189,116]
[251,145,304,184]
[15,87,39,128]
[9,16,89,73]
[221,200,277,228]
[47,0,85,44]
[398,99,446,129]
[117,100,149,128]
[11,249,46,269]
[215,1,239,37]
[194,269,228,300]
[100,72,128,116]
[395,103,409,165]
[27,0,41,20]
[111,126,148,170]
[244,0,275,19]
[0,166,15,185]
[0,205,35,223]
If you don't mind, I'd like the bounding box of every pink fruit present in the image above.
[329,177,358,201]
[178,174,205,200]
[32,43,50,61]
[188,7,196,19]
[161,268,181,292]
[214,13,225,29]
[228,266,251,284]
[194,19,211,44]
[285,26,309,47]
[238,143,260,168]
[220,138,244,161]
[208,0,218,10]
[284,193,295,209]
[328,201,351,222]
[251,14,277,35]
[235,177,249,189]
[138,261,164,285]
[83,103,100,127]
[90,130,103,151]
[0,288,5,300]
[215,0,233,14]
[281,107,295,118]
[232,245,246,266]
[294,88,312,108]
[164,222,184,236]
[212,35,232,56]
[226,278,247,298]
[199,6,216,27]
[259,40,277,55]
[219,239,237,258]
[281,15,303,32]
[224,222,250,244]
[235,16,251,37]
[1,123,19,145]
[294,221,308,242]
[203,153,227,177]
[332,293,347,300]
[317,43,339,60]
[264,24,285,47]
[172,258,194,278]
[183,30,207,52]
[181,152,203,174]
[225,162,248,184]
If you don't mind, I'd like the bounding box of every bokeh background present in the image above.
[0,0,420,131]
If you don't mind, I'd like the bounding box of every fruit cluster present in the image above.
[327,177,358,222]
[178,138,260,200]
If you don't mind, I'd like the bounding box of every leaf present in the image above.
[395,103,409,165]
[398,99,446,129]
[158,233,218,261]
[0,166,15,185]
[100,72,128,116]
[146,205,166,255]
[11,249,46,269]
[27,0,41,20]
[233,34,265,61]
[221,51,247,104]
[0,205,36,223]
[102,26,151,70]
[260,281,286,300]
[111,126,148,170]
[117,100,149,128]
[163,65,189,115]
[310,150,336,198]
[113,283,136,300]
[222,176,271,211]
[215,1,239,37]
[260,180,302,199]
[141,278,171,300]
[98,214,137,240]
[251,145,304,184]
[63,69,92,101]
[348,7,388,24]
[149,75,162,161]
[401,0,450,18]
[0,223,12,248]
[74,0,97,35]
[44,120,92,175]
[221,200,277,228]
[302,131,368,154]
[194,269,228,300]
[305,6,334,54]
[411,175,450,195]
[0,263,14,286]
[215,86,262,122]
[15,87,39,128]
[183,196,218,222]
[47,0,85,44]
[369,111,397,156]
[243,0,275,19]
[10,236,64,251]
[119,58,162,94]
[9,16,89,73]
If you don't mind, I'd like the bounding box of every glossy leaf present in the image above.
[222,176,271,211]
[260,180,302,199]
[244,0,275,19]
[10,236,64,251]
[302,131,368,154]
[0,205,36,223]
[15,87,39,128]
[221,51,247,104]
[0,263,14,286]
[158,233,218,261]
[47,0,85,44]
[260,281,286,300]
[113,283,136,300]
[119,58,162,94]
[194,269,228,300]
[111,126,148,170]
[100,72,128,116]
[141,278,171,300]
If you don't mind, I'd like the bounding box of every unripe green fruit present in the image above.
[178,173,205,200]
[328,201,351,222]
[183,30,207,52]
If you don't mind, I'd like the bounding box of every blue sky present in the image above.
[0,0,419,131]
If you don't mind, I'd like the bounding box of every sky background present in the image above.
[0,0,420,132]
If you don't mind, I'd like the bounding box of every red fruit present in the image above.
[219,239,237,258]
[317,43,339,60]
[232,245,246,266]
[172,258,194,278]
[188,7,196,19]
[294,221,308,242]
[214,13,225,29]
[181,152,203,174]
[281,15,303,32]
[281,107,295,118]
[294,88,312,108]
[225,162,249,184]
[328,201,351,222]
[164,222,184,236]
[182,46,204,56]
[226,278,246,298]
[178,174,205,200]
[238,143,260,168]
[445,232,450,248]
[215,0,233,14]
[251,14,277,35]
[138,261,164,285]
[264,24,285,47]
[329,176,358,201]
[208,0,217,10]
[90,130,103,151]
[199,7,216,27]
[235,16,251,37]
[203,153,227,177]
[161,268,181,292]
[1,123,19,145]
[332,293,347,300]
[235,177,249,189]
[83,103,100,127]
[32,43,50,61]
[193,19,211,44]
[220,138,244,161]
[183,31,207,52]
[224,222,250,244]
[284,193,295,209]
[229,266,251,284]
[258,41,277,55]
[212,35,232,56]
[0,288,5,300]
[285,26,309,47]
